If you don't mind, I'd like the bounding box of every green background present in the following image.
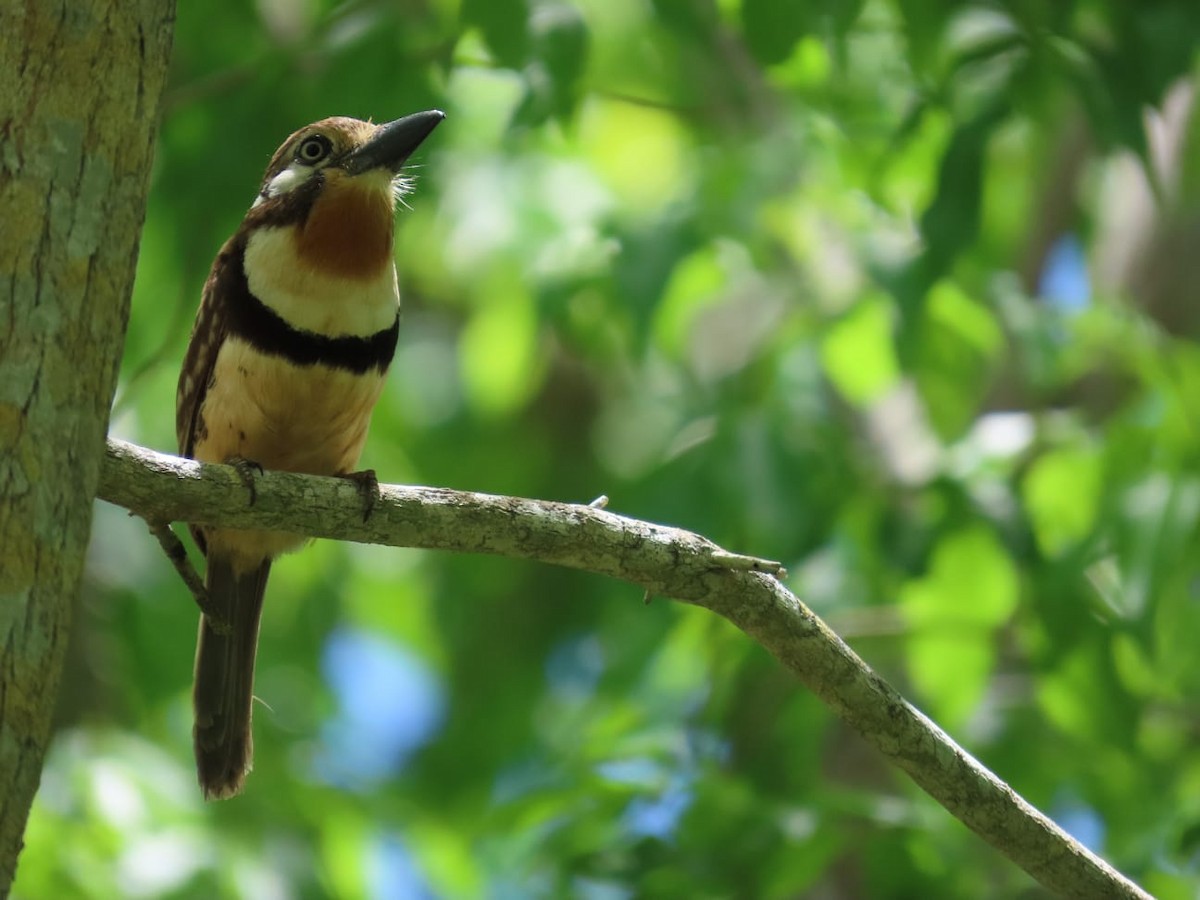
[17,0,1200,897]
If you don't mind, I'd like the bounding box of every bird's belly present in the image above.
[194,336,386,475]
[193,337,387,568]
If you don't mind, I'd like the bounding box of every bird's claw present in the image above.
[341,468,380,522]
[227,457,264,506]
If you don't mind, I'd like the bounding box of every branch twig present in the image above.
[95,437,1150,900]
[141,519,226,632]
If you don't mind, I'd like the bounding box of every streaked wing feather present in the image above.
[177,241,238,458]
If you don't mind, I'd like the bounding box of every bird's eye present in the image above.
[296,135,332,164]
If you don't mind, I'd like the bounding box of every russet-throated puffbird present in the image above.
[176,110,444,799]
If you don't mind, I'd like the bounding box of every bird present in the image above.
[175,109,444,799]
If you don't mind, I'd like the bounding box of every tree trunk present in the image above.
[0,2,174,891]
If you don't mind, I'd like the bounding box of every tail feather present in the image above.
[193,554,270,800]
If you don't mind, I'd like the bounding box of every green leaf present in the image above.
[513,5,591,127]
[459,275,544,416]
[1036,645,1118,743]
[893,0,955,77]
[901,527,1018,726]
[740,0,809,67]
[913,281,1003,439]
[463,0,531,67]
[906,631,994,728]
[651,0,716,41]
[919,104,1005,272]
[902,527,1019,629]
[533,3,589,94]
[1022,447,1102,557]
[653,243,726,357]
[820,294,900,406]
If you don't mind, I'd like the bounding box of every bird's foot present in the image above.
[227,457,264,505]
[340,468,380,522]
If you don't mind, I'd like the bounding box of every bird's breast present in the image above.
[243,188,399,339]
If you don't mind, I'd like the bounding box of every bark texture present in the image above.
[0,3,174,891]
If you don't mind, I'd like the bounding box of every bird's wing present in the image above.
[176,240,239,459]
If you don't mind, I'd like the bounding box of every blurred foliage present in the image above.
[16,0,1200,897]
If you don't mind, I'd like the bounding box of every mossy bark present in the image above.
[0,2,174,890]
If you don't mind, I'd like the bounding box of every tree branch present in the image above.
[96,438,1149,900]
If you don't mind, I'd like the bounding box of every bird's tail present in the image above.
[192,554,270,800]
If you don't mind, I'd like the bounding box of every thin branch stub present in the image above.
[144,519,228,633]
[707,549,785,575]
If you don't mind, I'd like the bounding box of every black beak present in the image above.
[343,109,445,175]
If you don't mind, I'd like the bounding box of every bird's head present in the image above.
[255,110,445,210]
[244,110,444,280]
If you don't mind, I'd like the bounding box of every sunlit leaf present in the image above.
[914,280,1003,438]
[653,243,726,357]
[1022,446,1102,557]
[906,631,994,728]
[459,277,544,415]
[900,527,1017,725]
[820,293,900,406]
